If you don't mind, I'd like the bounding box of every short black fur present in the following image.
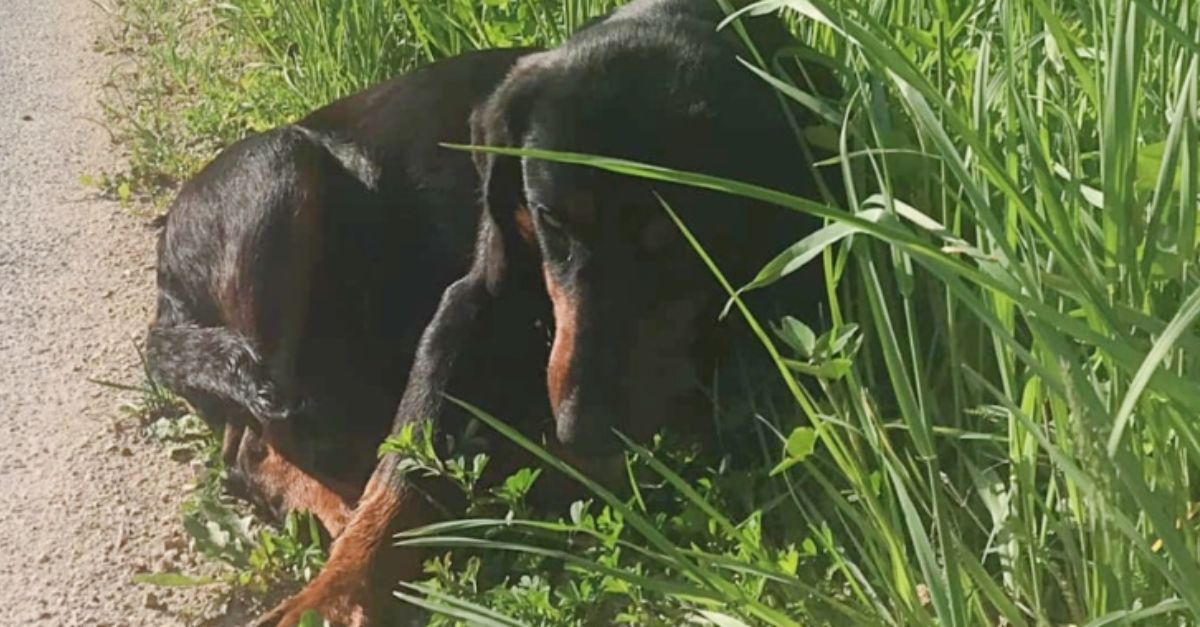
[147,48,535,490]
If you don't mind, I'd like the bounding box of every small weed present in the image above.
[180,455,328,591]
[92,345,188,426]
[99,0,281,205]
[132,415,331,595]
[107,0,1200,624]
[117,371,330,595]
[381,417,841,626]
[98,345,331,593]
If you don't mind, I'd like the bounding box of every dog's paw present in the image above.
[248,381,306,424]
[252,565,372,627]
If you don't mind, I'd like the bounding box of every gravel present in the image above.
[0,1,227,624]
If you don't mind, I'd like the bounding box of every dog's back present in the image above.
[146,48,531,505]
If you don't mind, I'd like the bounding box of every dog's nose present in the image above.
[554,394,621,458]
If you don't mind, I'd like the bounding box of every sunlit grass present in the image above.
[106,0,1200,624]
[101,0,622,202]
[412,1,1200,624]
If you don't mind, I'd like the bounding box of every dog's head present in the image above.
[471,5,825,458]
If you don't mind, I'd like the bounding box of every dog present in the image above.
[146,47,537,538]
[252,0,837,624]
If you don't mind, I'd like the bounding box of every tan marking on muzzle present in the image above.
[543,265,578,413]
[514,204,537,245]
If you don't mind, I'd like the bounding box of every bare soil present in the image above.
[0,1,226,624]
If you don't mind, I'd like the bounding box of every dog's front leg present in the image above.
[255,266,542,626]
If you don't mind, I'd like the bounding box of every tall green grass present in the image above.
[218,0,619,119]
[782,1,1200,622]
[108,0,1200,624]
[102,0,620,202]
[399,1,1200,625]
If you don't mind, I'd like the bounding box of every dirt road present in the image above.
[0,1,215,624]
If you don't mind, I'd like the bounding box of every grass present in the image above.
[99,0,621,205]
[113,358,328,603]
[105,0,1200,625]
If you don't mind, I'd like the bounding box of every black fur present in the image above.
[149,5,841,624]
[381,0,834,473]
[147,48,535,483]
[254,2,839,623]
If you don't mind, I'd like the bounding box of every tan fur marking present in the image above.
[543,265,578,413]
[514,205,537,245]
[248,442,356,537]
[254,472,424,626]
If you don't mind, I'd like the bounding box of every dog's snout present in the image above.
[554,393,621,457]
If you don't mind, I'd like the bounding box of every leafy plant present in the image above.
[402,0,1200,623]
[101,0,622,205]
[108,0,1200,624]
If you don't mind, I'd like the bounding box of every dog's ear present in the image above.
[468,57,546,293]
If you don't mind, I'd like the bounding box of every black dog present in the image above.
[147,48,536,537]
[257,1,836,624]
